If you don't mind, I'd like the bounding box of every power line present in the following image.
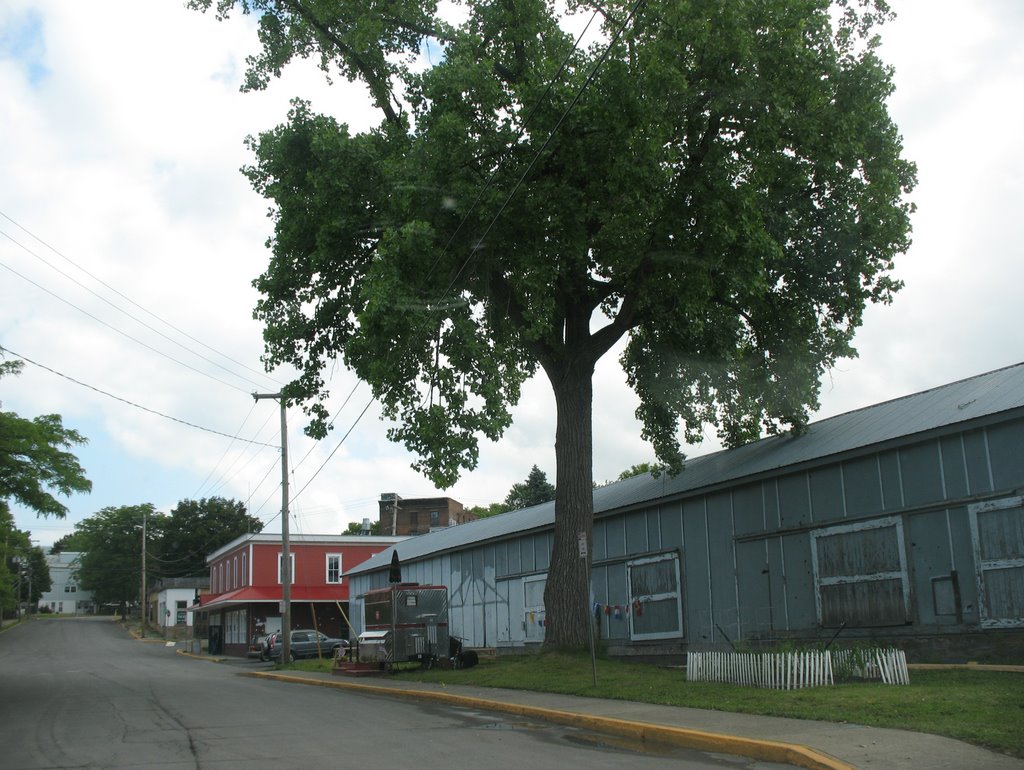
[1,227,275,392]
[0,209,281,389]
[0,257,253,395]
[0,345,278,448]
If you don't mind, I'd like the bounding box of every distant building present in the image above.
[378,494,475,536]
[38,551,94,615]
[150,577,210,641]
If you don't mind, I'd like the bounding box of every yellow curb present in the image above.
[244,672,853,770]
[175,650,227,663]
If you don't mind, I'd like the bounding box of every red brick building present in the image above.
[197,532,404,656]
[378,494,475,536]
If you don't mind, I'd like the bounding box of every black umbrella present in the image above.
[388,550,402,584]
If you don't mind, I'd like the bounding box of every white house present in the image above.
[153,577,209,640]
[38,551,94,615]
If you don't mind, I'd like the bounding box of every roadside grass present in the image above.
[288,651,1023,757]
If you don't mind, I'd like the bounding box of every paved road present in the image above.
[0,618,792,769]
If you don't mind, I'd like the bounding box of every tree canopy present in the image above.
[617,462,663,481]
[0,501,50,614]
[74,504,159,610]
[467,502,511,520]
[158,497,263,578]
[195,0,915,647]
[0,360,91,518]
[72,498,259,608]
[344,519,382,535]
[504,465,556,511]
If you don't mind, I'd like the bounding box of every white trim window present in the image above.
[242,552,248,586]
[627,552,683,641]
[277,553,295,584]
[969,496,1024,628]
[811,517,909,627]
[326,554,343,584]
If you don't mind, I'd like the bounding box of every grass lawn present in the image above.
[288,651,1024,758]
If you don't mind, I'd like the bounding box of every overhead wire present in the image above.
[0,256,253,395]
[0,209,282,389]
[0,345,278,448]
[191,406,280,499]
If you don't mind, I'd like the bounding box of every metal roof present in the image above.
[348,362,1024,577]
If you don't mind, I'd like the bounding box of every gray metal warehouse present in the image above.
[347,363,1024,661]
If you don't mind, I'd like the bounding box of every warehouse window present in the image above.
[811,517,909,627]
[627,552,683,641]
[969,496,1024,628]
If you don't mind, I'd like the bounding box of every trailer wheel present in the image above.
[458,650,479,669]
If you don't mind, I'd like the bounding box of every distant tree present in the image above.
[0,360,91,517]
[617,462,664,481]
[0,500,53,614]
[50,531,88,554]
[343,520,382,535]
[74,504,163,610]
[157,498,263,577]
[504,466,556,512]
[1,501,23,614]
[467,502,511,519]
[21,545,51,604]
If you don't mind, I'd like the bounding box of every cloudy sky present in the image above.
[2,1,1021,548]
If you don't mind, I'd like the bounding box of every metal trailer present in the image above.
[357,584,449,669]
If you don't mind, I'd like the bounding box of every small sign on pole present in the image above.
[577,532,588,559]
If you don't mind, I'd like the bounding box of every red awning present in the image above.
[191,585,348,612]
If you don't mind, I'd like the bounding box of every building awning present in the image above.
[190,585,348,612]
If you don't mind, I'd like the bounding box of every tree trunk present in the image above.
[542,358,595,649]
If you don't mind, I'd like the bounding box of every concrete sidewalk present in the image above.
[211,661,1023,770]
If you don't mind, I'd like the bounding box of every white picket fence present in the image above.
[686,647,909,689]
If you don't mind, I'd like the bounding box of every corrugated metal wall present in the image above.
[349,416,1024,651]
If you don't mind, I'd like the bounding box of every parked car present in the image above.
[266,629,348,662]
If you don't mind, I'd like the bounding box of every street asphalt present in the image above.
[173,646,1024,770]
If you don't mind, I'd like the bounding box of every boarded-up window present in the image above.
[969,497,1024,627]
[811,518,908,627]
[627,553,683,641]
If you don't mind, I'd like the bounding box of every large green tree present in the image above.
[74,504,162,610]
[0,360,91,517]
[195,0,915,647]
[157,497,262,578]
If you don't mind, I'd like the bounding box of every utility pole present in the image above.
[254,392,291,664]
[140,508,148,633]
[14,557,22,621]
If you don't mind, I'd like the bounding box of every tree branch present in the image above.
[280,0,402,124]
